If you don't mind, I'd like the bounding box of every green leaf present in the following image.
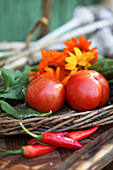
[0,100,52,119]
[1,68,22,87]
[16,109,52,119]
[0,86,25,100]
[19,65,36,82]
[0,100,19,118]
[89,59,113,80]
[0,65,35,100]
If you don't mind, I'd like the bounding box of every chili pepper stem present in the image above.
[20,122,42,141]
[0,148,24,157]
[35,139,50,146]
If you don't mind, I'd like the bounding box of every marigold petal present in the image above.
[55,67,60,80]
[27,71,37,75]
[84,63,91,70]
[78,61,87,66]
[37,60,47,71]
[44,66,55,79]
[90,46,97,51]
[74,48,82,59]
[83,52,95,58]
[28,75,37,81]
[65,52,77,65]
[87,55,95,62]
[78,35,92,51]
[61,76,71,87]
[70,68,78,75]
[59,68,70,81]
[94,52,98,61]
[41,49,47,60]
[65,63,76,70]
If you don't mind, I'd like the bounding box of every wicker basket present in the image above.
[0,103,113,135]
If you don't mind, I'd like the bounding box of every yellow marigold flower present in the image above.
[65,47,95,75]
[64,35,98,61]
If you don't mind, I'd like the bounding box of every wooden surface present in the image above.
[0,126,113,169]
[57,126,113,170]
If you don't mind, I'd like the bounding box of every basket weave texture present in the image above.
[0,103,113,135]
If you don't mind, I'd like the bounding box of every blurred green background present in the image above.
[0,0,101,41]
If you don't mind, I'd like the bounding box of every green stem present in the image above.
[40,110,52,117]
[0,148,23,157]
[19,122,42,141]
[35,139,50,146]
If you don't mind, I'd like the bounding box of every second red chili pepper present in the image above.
[67,126,98,141]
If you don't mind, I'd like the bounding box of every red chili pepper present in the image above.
[0,145,57,158]
[20,123,82,150]
[41,132,82,150]
[28,138,38,145]
[29,132,69,145]
[67,126,98,141]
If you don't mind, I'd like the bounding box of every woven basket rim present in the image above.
[0,103,113,135]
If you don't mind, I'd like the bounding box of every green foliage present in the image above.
[89,59,113,81]
[0,65,32,100]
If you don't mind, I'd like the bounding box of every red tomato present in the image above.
[26,77,65,113]
[66,70,110,111]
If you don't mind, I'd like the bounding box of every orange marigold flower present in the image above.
[64,35,98,61]
[28,49,67,82]
[37,49,66,72]
[39,66,70,84]
[28,66,70,87]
